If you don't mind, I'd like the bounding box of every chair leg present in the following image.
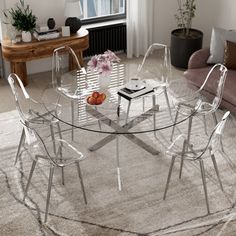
[212,112,218,125]
[211,153,224,191]
[203,114,208,135]
[76,161,87,204]
[15,128,26,165]
[125,101,131,124]
[152,94,157,139]
[170,108,180,141]
[116,98,122,191]
[179,140,187,179]
[50,124,56,155]
[55,121,65,184]
[23,160,37,201]
[163,87,172,120]
[53,107,63,147]
[71,100,75,141]
[56,120,63,140]
[212,112,225,153]
[61,167,65,185]
[220,138,225,153]
[117,95,121,118]
[163,156,176,200]
[179,155,184,179]
[44,166,54,223]
[199,159,210,214]
[186,116,193,151]
[142,96,145,112]
[116,135,122,191]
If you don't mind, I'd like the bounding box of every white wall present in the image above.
[153,0,177,45]
[2,0,236,76]
[194,0,221,47]
[215,0,236,29]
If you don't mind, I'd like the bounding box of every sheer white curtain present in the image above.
[126,0,154,58]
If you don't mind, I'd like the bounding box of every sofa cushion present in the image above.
[184,67,236,112]
[207,27,236,64]
[224,40,236,69]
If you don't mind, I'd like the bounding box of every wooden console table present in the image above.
[1,28,89,86]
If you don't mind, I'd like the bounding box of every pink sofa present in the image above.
[184,48,236,113]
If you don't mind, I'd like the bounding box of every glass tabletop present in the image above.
[42,63,197,135]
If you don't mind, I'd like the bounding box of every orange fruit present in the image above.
[87,96,91,103]
[100,93,106,101]
[96,97,103,105]
[92,91,99,98]
[87,96,96,105]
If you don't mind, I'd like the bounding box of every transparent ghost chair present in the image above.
[7,73,62,165]
[120,43,172,123]
[163,111,230,214]
[52,46,87,140]
[170,63,228,147]
[21,120,87,223]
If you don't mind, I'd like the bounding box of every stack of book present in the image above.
[33,26,60,41]
[118,84,154,100]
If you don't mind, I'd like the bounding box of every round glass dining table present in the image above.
[42,64,195,134]
[42,63,196,190]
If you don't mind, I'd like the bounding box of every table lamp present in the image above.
[64,0,82,34]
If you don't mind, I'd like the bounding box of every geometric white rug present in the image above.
[1,109,236,236]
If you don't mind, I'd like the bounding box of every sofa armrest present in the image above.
[188,48,210,69]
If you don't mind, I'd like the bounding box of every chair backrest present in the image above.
[196,111,230,159]
[52,46,86,98]
[136,43,172,84]
[198,63,228,112]
[21,119,84,167]
[7,73,31,122]
[20,120,59,166]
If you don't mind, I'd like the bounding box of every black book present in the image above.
[118,85,154,101]
[34,28,59,35]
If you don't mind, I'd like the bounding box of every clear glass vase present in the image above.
[98,74,110,91]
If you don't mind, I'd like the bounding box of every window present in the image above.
[80,0,126,24]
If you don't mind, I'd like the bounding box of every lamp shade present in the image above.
[64,1,82,17]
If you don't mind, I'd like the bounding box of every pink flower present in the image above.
[104,50,120,62]
[99,61,112,75]
[87,56,98,71]
[87,50,120,76]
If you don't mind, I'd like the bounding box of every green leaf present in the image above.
[175,0,196,37]
[2,0,37,32]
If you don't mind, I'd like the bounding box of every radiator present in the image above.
[84,23,126,57]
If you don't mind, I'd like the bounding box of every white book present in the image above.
[33,32,60,41]
[36,25,49,32]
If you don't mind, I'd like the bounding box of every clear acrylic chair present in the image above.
[52,46,87,140]
[21,120,87,223]
[121,43,172,123]
[163,111,230,214]
[170,63,228,146]
[7,73,62,165]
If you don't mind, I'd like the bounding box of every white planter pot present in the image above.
[22,31,32,42]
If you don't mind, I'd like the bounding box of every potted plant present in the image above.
[170,0,203,69]
[4,0,37,42]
